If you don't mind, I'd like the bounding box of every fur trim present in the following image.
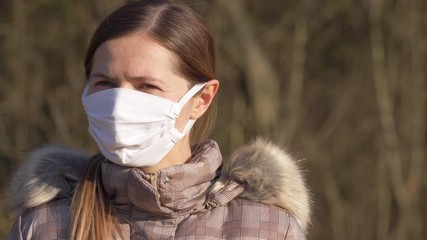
[9,144,89,214]
[221,138,311,232]
[8,140,311,231]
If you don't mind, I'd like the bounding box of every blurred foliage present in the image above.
[0,0,426,239]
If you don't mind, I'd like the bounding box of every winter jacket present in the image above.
[7,139,311,239]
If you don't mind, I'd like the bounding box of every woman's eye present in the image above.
[139,84,159,90]
[96,81,114,87]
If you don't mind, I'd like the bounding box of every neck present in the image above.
[142,135,192,173]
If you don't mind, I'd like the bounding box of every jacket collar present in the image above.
[101,140,234,217]
[10,138,311,231]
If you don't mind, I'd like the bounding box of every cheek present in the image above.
[174,100,194,131]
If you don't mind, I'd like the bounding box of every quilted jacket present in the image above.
[7,139,311,239]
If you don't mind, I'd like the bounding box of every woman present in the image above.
[8,1,311,239]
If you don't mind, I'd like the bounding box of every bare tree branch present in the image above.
[369,0,411,238]
[283,3,308,145]
[216,0,280,132]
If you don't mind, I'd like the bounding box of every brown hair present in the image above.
[70,1,217,239]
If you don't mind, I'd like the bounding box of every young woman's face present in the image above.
[88,34,195,131]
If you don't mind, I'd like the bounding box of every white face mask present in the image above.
[82,83,206,167]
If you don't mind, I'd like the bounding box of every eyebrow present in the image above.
[90,73,166,85]
[89,73,113,81]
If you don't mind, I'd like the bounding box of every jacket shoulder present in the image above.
[177,197,304,239]
[8,199,72,240]
[9,144,89,215]
[229,198,306,240]
[217,138,312,232]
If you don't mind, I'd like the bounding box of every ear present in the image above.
[191,79,219,119]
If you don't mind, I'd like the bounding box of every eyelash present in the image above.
[139,84,159,90]
[95,81,115,87]
[94,81,160,91]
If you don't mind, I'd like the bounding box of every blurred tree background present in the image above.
[0,0,426,239]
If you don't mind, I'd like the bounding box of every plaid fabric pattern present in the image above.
[174,198,303,240]
[8,140,306,240]
[8,199,71,240]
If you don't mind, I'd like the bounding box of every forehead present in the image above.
[91,34,179,77]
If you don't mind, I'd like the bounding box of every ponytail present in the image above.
[69,154,123,239]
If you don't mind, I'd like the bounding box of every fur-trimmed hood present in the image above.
[9,139,311,232]
[215,138,311,231]
[9,144,89,214]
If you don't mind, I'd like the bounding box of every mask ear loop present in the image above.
[178,83,206,107]
[176,83,207,135]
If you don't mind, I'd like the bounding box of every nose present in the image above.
[117,81,135,90]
